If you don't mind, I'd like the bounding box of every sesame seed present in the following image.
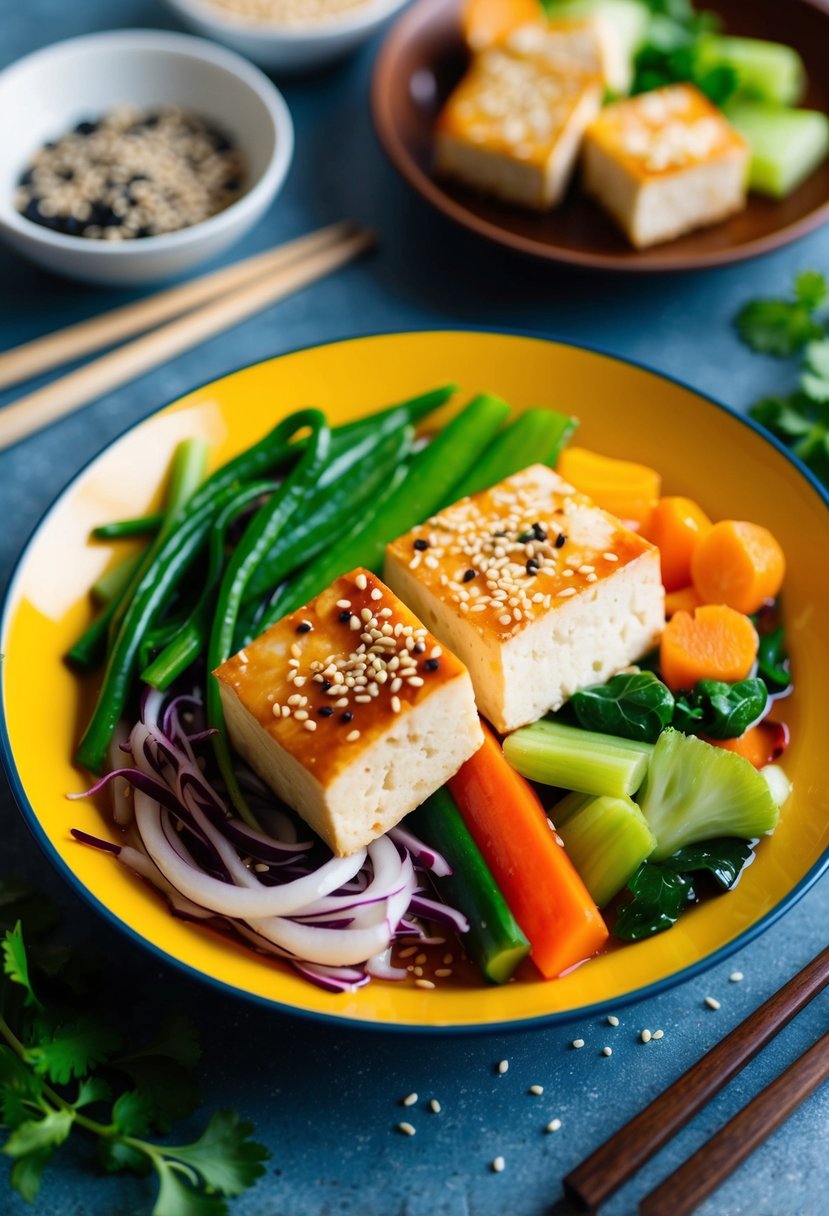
[529,1085,544,1096]
[602,1047,612,1057]
[603,552,619,562]
[290,642,302,658]
[408,676,424,688]
[429,1099,441,1114]
[640,1029,652,1043]
[652,1030,664,1040]
[557,587,577,598]
[296,621,312,634]
[492,1156,505,1173]
[371,588,383,601]
[398,946,417,959]
[318,706,334,717]
[545,1119,562,1133]
[414,538,429,551]
[397,1122,416,1136]
[434,968,452,978]
[499,613,512,626]
[355,573,367,590]
[607,1015,620,1027]
[415,978,435,989]
[341,711,353,723]
[729,971,744,983]
[555,533,567,548]
[346,729,361,742]
[338,610,352,623]
[497,1059,509,1074]
[336,599,351,609]
[402,1092,418,1106]
[571,1039,584,1049]
[705,996,721,1010]
[304,720,316,732]
[424,658,440,672]
[294,710,308,721]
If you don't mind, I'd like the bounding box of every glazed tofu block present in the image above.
[582,84,750,247]
[434,46,603,210]
[503,17,618,89]
[213,569,482,857]
[384,466,664,734]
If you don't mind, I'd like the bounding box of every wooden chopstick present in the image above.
[639,1028,829,1216]
[0,220,355,392]
[0,226,374,453]
[563,945,829,1213]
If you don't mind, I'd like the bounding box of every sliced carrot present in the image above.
[660,604,759,692]
[461,0,542,49]
[557,447,661,526]
[448,724,608,979]
[691,519,785,615]
[643,496,712,591]
[706,720,789,770]
[664,585,703,618]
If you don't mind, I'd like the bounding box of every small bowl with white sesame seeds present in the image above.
[0,29,294,285]
[162,0,412,75]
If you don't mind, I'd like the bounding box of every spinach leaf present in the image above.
[570,672,675,744]
[666,838,755,889]
[757,627,792,693]
[673,679,768,739]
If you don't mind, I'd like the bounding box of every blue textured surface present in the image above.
[1,2,828,1214]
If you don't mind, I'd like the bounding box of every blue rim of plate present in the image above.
[1,327,827,1036]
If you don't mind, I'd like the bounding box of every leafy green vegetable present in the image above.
[735,270,827,356]
[614,837,754,939]
[757,626,792,693]
[631,0,736,104]
[801,339,829,403]
[570,671,675,743]
[0,886,268,1211]
[672,678,768,739]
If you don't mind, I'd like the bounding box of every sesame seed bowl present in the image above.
[0,30,294,285]
[162,0,412,75]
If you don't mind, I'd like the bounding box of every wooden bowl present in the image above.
[371,0,829,271]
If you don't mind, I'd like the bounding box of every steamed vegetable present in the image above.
[557,446,660,525]
[406,788,531,984]
[691,520,786,615]
[449,725,609,979]
[665,585,703,618]
[449,406,577,500]
[659,604,759,692]
[727,102,829,199]
[614,837,755,940]
[642,496,711,592]
[462,0,541,48]
[635,728,780,859]
[672,677,768,740]
[504,717,653,797]
[697,36,805,106]
[553,792,656,907]
[711,719,789,770]
[757,624,792,694]
[569,671,675,744]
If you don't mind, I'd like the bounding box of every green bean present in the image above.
[92,513,165,541]
[92,554,143,605]
[207,412,332,827]
[262,393,511,624]
[449,407,578,501]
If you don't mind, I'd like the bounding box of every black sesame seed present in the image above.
[338,610,352,623]
[526,559,539,575]
[555,533,567,549]
[462,568,477,583]
[322,679,332,691]
[424,658,440,672]
[341,711,353,723]
[493,530,507,538]
[74,120,98,136]
[532,523,547,541]
[414,539,429,551]
[318,706,334,717]
[296,621,312,634]
[413,641,426,654]
[517,531,534,544]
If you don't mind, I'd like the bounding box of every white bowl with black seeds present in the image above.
[0,29,294,285]
[162,0,412,74]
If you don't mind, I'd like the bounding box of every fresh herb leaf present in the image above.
[665,838,755,888]
[3,1109,74,1158]
[570,671,675,743]
[161,1110,270,1199]
[25,1014,120,1085]
[153,1164,228,1216]
[73,1076,111,1111]
[673,678,768,739]
[757,626,792,693]
[113,1018,202,1131]
[796,269,829,311]
[112,1089,156,1138]
[735,298,824,357]
[2,925,41,1010]
[614,866,695,940]
[9,1147,54,1202]
[801,339,829,403]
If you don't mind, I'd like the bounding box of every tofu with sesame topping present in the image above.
[582,84,749,248]
[384,465,664,733]
[212,569,483,857]
[434,41,603,210]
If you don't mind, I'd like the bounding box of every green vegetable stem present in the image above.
[504,718,653,799]
[448,406,578,500]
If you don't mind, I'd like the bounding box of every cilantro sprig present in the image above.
[0,882,268,1213]
[735,270,829,488]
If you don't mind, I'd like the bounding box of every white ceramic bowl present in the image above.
[163,0,411,74]
[0,30,294,286]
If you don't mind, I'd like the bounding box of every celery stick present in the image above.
[725,101,829,199]
[503,719,652,798]
[552,792,656,908]
[697,35,805,106]
[635,728,780,860]
[406,790,530,984]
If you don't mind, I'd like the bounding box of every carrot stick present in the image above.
[557,447,661,526]
[448,725,609,979]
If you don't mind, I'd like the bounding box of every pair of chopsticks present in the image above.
[564,945,829,1214]
[0,220,373,452]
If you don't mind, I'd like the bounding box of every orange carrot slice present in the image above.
[461,0,542,49]
[691,520,785,614]
[660,604,759,692]
[557,447,661,526]
[706,720,789,770]
[643,496,712,591]
[665,585,703,618]
[448,724,608,979]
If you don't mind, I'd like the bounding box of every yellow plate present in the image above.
[2,332,828,1032]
